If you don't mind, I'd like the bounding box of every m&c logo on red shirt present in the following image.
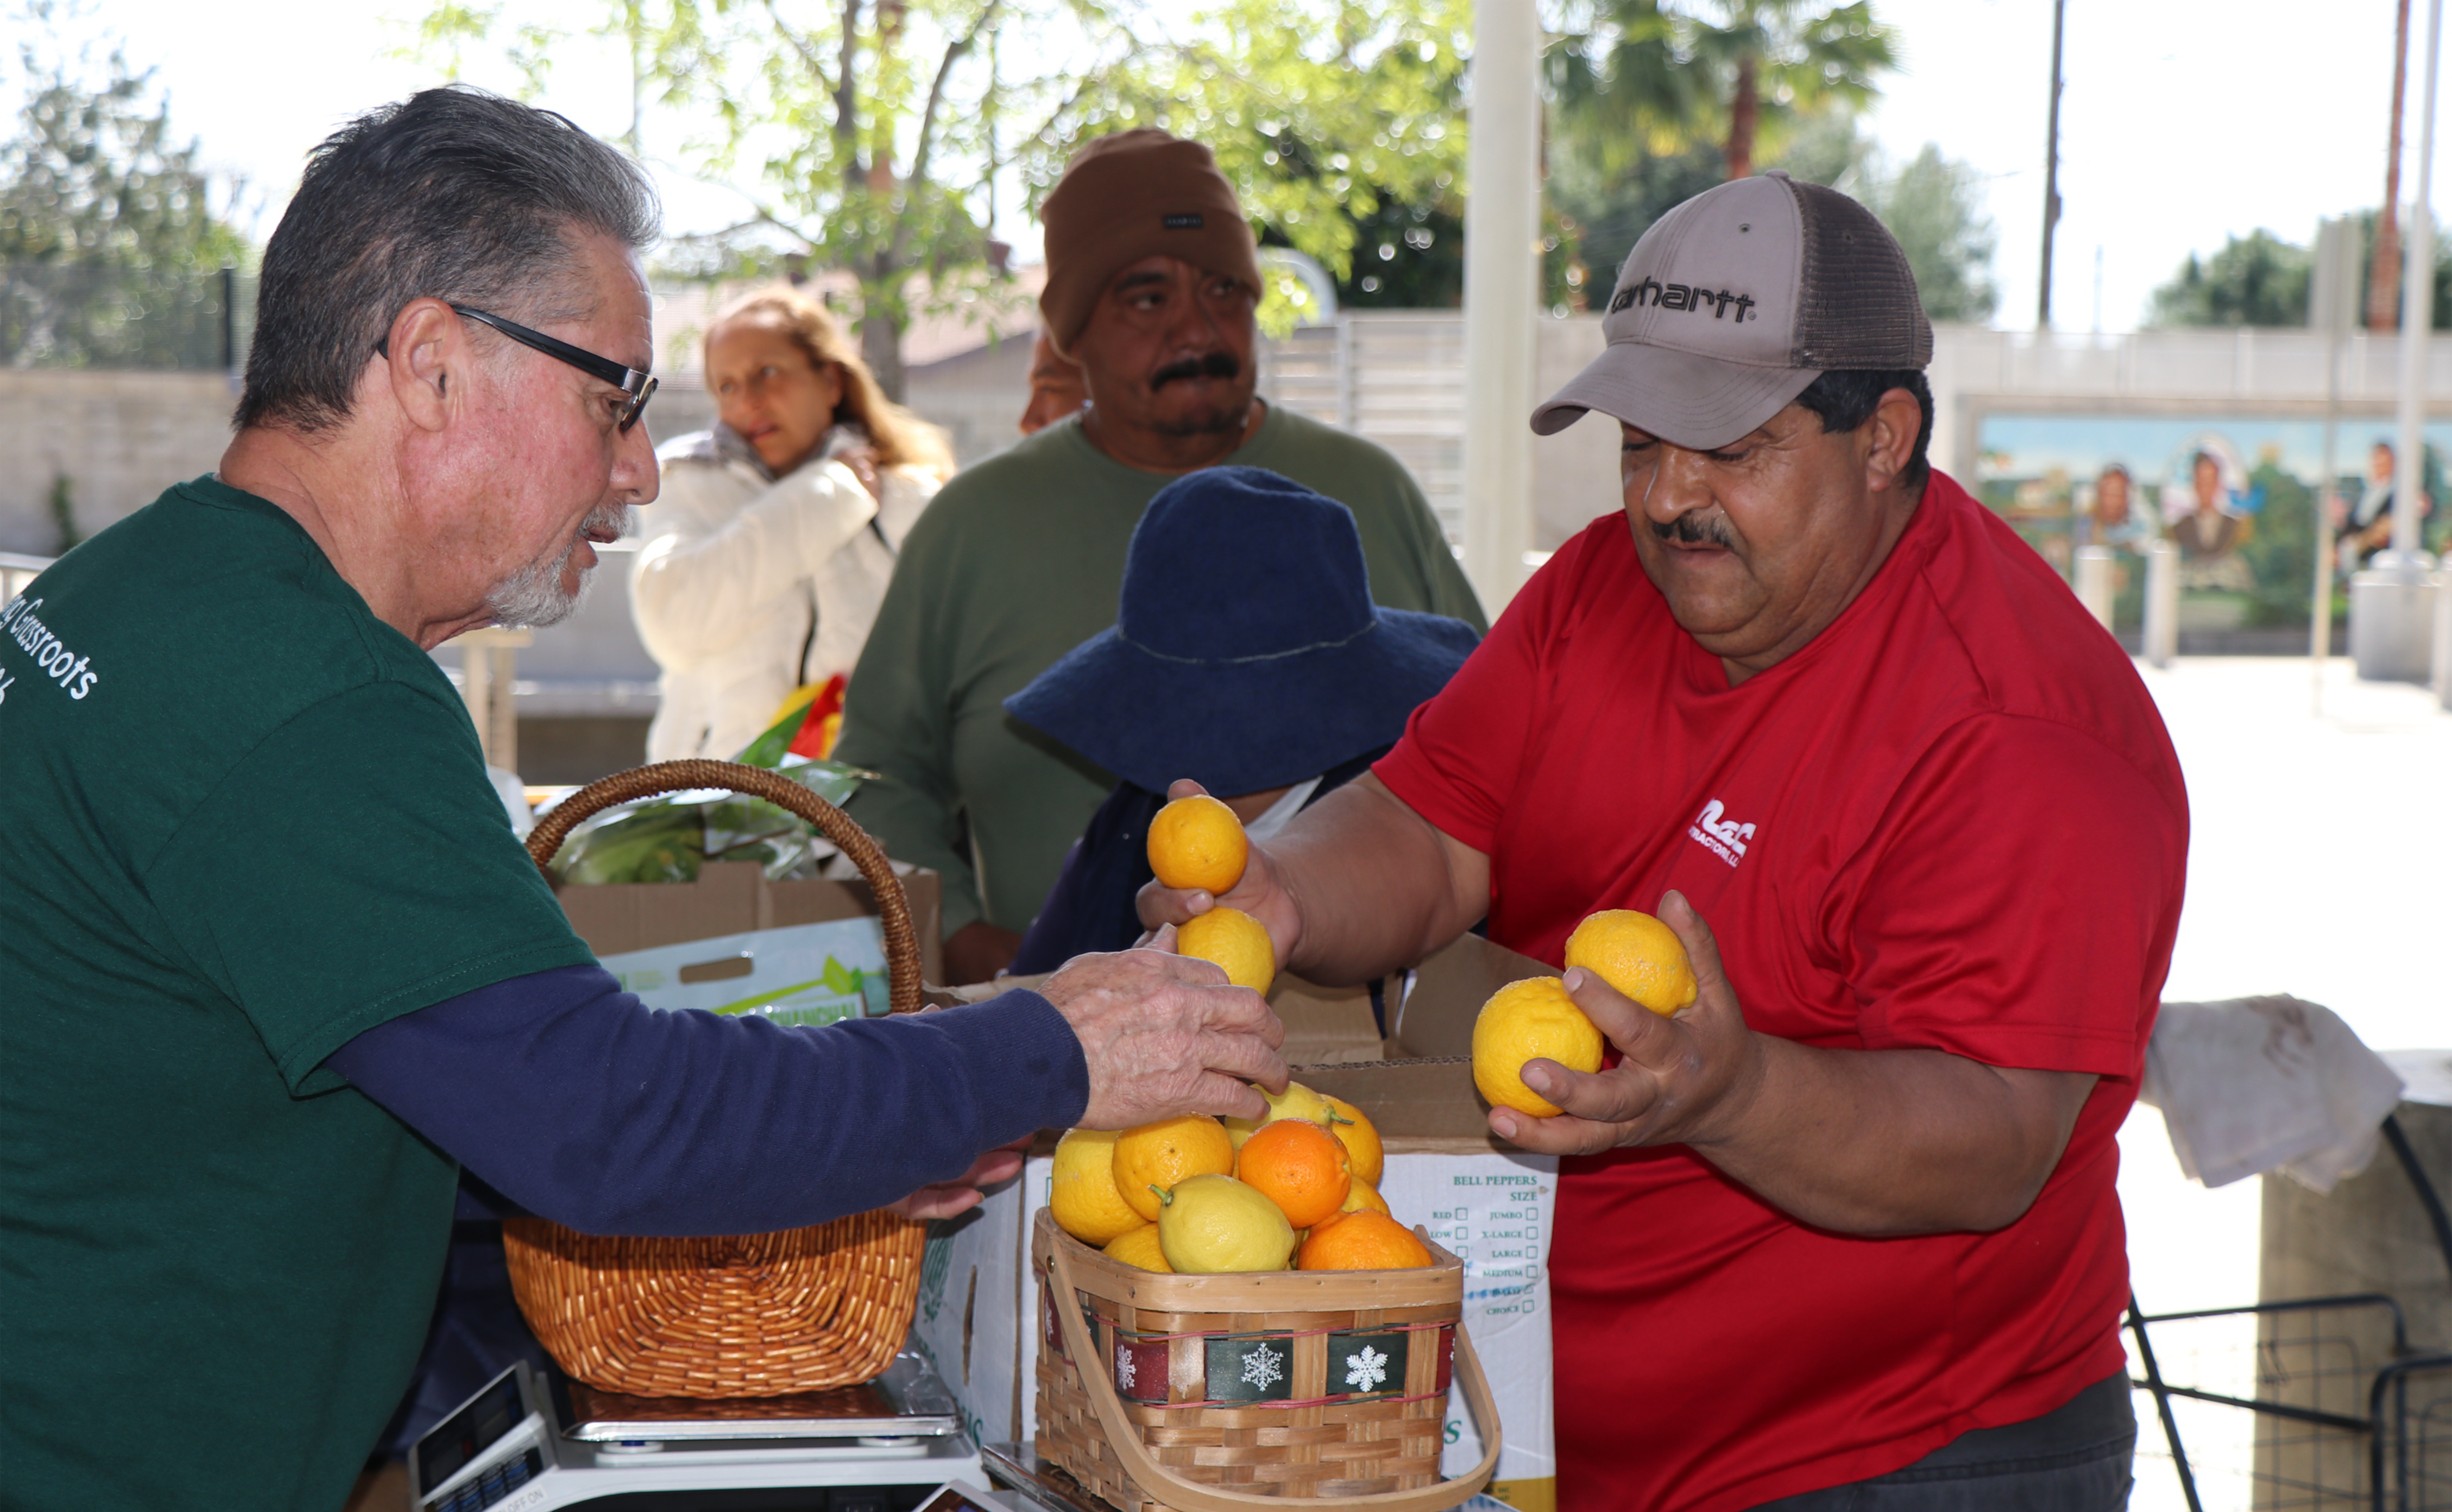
[1688,799,1755,867]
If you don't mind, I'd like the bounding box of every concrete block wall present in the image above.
[0,370,243,555]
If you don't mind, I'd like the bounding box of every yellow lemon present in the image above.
[1155,1174,1297,1273]
[1177,907,1275,994]
[1103,1224,1173,1272]
[1472,976,1605,1118]
[1112,1115,1235,1222]
[1565,909,1697,1016]
[1147,795,1249,894]
[1339,1176,1393,1218]
[1225,1080,1338,1151]
[1260,1080,1338,1125]
[1222,1114,1260,1152]
[1048,1128,1143,1246]
[1323,1094,1384,1186]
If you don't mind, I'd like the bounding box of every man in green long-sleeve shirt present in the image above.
[836,128,1482,981]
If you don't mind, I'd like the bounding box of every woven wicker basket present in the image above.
[503,758,929,1398]
[1031,1209,1501,1512]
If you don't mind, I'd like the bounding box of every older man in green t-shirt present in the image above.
[836,129,1484,983]
[0,91,1287,1512]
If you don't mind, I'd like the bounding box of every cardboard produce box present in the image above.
[909,932,1564,1512]
[555,857,943,986]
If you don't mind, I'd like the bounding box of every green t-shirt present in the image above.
[0,478,595,1509]
[834,404,1486,937]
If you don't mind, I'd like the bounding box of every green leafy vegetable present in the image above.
[545,716,875,886]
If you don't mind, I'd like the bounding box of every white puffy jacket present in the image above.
[633,427,939,762]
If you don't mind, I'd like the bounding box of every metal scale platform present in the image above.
[410,1351,991,1512]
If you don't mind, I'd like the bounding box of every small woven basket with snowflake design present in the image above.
[1030,1209,1501,1512]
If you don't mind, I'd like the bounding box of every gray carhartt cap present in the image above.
[1531,171,1932,450]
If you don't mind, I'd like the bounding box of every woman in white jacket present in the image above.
[634,286,953,761]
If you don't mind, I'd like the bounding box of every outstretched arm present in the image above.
[330,941,1286,1236]
[1137,774,1489,987]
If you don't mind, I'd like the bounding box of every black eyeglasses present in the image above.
[376,303,657,432]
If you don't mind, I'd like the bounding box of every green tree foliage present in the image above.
[410,0,1472,384]
[1037,0,1473,323]
[2147,229,2310,328]
[1551,105,1995,325]
[2,2,253,367]
[2149,215,2452,330]
[1546,134,1722,295]
[1859,143,1996,322]
[1550,0,1897,183]
[1545,3,1980,321]
[1337,198,1461,307]
[412,0,1029,399]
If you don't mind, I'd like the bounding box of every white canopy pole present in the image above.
[1460,0,1542,615]
[2357,0,2447,682]
[2393,0,2443,561]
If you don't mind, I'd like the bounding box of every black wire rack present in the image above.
[2129,1115,2452,1512]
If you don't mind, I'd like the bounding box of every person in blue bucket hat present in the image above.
[1005,466,1478,972]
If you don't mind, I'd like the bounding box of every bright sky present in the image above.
[27,0,2449,332]
[1858,0,2432,332]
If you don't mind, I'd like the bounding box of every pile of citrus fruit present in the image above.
[1048,1080,1430,1273]
[1471,908,1697,1117]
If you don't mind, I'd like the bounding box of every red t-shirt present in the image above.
[1375,472,2187,1512]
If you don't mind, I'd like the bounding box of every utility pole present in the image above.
[2372,0,2414,331]
[2037,0,2066,330]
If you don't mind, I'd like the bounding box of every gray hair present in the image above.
[235,86,659,434]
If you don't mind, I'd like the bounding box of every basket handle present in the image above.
[1045,1233,1504,1512]
[525,758,923,1015]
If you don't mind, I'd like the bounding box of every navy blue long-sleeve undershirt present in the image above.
[326,965,1089,1237]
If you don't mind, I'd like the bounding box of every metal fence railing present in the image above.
[1,262,255,372]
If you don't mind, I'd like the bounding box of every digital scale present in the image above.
[409,1350,994,1512]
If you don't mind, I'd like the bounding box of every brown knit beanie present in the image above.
[1038,129,1262,357]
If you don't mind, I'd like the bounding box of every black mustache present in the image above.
[1652,512,1735,547]
[1151,351,1242,389]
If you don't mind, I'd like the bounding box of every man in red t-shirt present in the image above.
[1141,173,2186,1511]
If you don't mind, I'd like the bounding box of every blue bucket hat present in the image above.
[1004,467,1480,798]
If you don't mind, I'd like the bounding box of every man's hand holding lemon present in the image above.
[1483,891,1768,1158]
[1137,779,1308,972]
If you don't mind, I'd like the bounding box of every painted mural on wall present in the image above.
[1971,413,2452,634]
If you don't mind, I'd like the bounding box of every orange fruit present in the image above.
[1471,976,1604,1118]
[1103,1224,1173,1272]
[1565,909,1697,1016]
[1298,1210,1431,1270]
[1176,907,1275,995]
[1322,1095,1383,1186]
[1112,1115,1235,1222]
[1235,1117,1351,1229]
[1147,795,1249,894]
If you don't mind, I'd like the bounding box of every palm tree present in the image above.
[1551,0,1898,182]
